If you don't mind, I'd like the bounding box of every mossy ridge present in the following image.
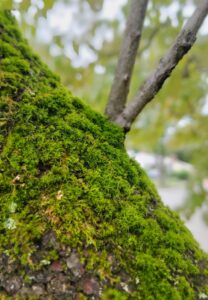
[0,10,208,300]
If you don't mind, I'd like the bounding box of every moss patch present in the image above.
[0,10,208,299]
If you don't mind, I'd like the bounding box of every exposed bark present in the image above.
[114,0,208,132]
[105,0,149,121]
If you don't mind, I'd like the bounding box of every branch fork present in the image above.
[105,0,208,132]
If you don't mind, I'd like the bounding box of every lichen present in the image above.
[0,10,208,299]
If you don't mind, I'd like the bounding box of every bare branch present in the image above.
[115,0,208,132]
[105,0,149,121]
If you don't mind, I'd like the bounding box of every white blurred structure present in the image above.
[128,150,193,179]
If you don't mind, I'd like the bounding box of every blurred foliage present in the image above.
[1,0,208,220]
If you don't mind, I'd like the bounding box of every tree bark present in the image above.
[1,10,208,300]
[114,0,208,132]
[105,0,149,121]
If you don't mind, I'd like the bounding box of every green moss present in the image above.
[0,10,208,299]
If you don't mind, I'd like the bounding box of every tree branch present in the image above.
[115,0,208,132]
[105,0,149,121]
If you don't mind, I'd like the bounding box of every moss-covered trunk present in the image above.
[0,11,208,300]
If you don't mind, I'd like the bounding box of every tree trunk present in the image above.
[0,11,208,300]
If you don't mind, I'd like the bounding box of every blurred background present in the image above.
[2,0,208,250]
